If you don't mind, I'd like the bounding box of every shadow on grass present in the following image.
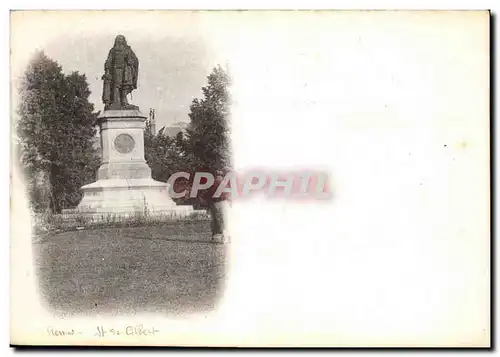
[33,221,228,317]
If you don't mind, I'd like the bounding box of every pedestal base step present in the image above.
[74,178,193,217]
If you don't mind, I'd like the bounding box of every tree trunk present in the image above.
[48,164,60,214]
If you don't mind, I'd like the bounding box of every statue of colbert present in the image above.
[102,35,139,110]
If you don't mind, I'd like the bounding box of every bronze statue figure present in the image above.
[102,35,139,110]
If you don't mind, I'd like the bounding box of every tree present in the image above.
[186,65,231,173]
[144,122,191,200]
[16,51,99,213]
[143,65,231,208]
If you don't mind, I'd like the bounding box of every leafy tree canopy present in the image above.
[17,51,100,213]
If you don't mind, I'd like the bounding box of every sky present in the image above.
[11,11,228,130]
[45,35,212,128]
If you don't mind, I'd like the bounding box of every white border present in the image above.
[4,2,498,356]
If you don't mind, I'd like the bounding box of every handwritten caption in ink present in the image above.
[95,324,160,337]
[47,324,160,338]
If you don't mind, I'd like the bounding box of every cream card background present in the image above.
[10,10,490,346]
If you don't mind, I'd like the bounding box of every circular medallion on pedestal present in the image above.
[114,133,135,154]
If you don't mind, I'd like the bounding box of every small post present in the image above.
[149,108,156,135]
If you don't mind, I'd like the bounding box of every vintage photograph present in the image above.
[12,13,232,318]
[10,10,490,347]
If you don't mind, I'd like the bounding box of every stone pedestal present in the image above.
[74,109,192,218]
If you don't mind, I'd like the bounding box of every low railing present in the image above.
[31,209,210,236]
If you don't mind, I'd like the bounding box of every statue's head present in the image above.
[114,35,127,47]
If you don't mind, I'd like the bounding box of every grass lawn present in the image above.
[33,221,227,317]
